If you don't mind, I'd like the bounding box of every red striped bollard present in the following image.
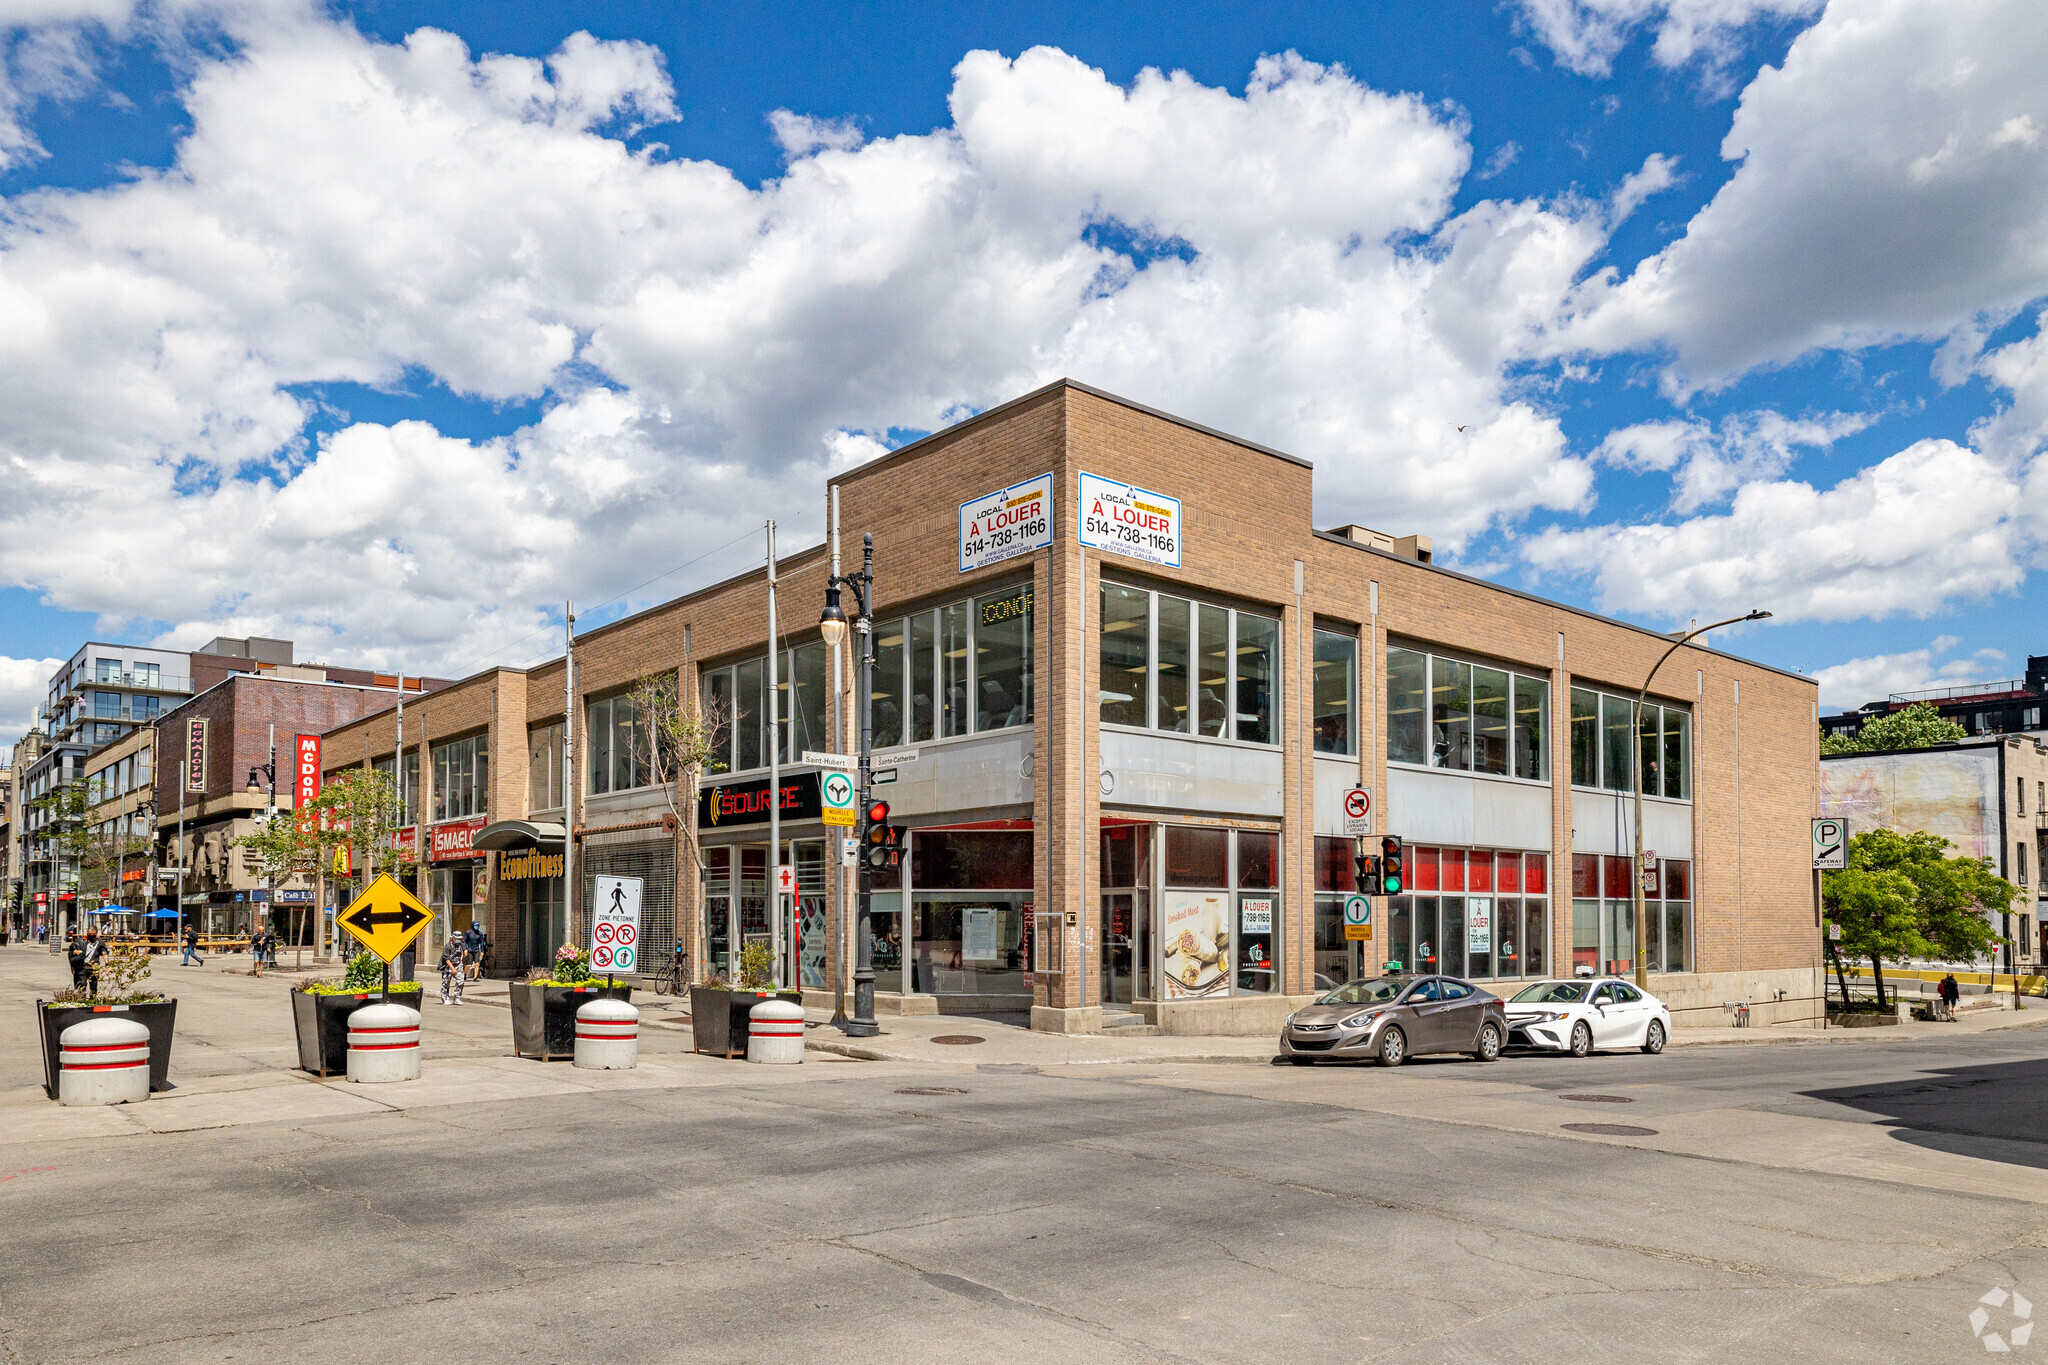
[346,1002,421,1083]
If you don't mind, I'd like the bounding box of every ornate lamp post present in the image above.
[819,533,879,1038]
[1633,610,1771,989]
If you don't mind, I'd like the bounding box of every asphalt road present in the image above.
[4,957,2046,1363]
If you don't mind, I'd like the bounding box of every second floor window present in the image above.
[432,735,487,822]
[528,722,565,811]
[373,750,420,825]
[588,694,653,795]
[1100,583,1277,745]
[1388,646,1548,780]
[1569,686,1690,798]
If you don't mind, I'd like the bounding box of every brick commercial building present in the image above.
[322,380,1822,1032]
[155,670,439,939]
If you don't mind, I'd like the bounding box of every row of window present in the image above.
[701,641,831,777]
[431,734,488,822]
[870,586,1034,749]
[1387,647,1549,780]
[1100,583,1280,745]
[86,748,153,805]
[1572,852,1693,974]
[1569,688,1691,798]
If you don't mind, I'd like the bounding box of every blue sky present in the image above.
[1,0,2045,732]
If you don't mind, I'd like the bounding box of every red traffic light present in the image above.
[867,800,891,825]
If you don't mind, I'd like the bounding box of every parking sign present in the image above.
[1812,817,1847,870]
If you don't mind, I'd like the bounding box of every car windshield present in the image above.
[1316,977,1406,1006]
[1511,981,1590,1004]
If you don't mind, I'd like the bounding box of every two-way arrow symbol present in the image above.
[344,904,428,932]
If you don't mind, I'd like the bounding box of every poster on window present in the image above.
[1161,891,1230,997]
[1468,896,1492,954]
[962,906,999,962]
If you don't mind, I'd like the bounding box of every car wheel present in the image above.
[1641,1020,1666,1055]
[1287,1056,1317,1067]
[1569,1021,1593,1057]
[1472,1022,1502,1062]
[1375,1026,1407,1067]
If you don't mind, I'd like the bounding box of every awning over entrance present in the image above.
[474,819,567,852]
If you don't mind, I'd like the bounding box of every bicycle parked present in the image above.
[652,944,690,996]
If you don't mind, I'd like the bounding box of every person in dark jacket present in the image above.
[180,925,204,966]
[1939,973,1961,1021]
[79,929,107,995]
[67,931,88,989]
[463,922,488,980]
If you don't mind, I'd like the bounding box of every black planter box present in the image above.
[689,986,803,1059]
[510,982,633,1060]
[291,986,426,1077]
[37,999,178,1099]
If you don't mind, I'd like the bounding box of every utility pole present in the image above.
[766,519,783,986]
[564,600,577,958]
[819,531,878,1037]
[1632,609,1771,989]
[828,488,848,1026]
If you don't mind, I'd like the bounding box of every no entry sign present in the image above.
[591,875,643,973]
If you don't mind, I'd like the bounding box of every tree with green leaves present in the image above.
[34,779,150,918]
[1822,828,2009,1007]
[308,767,417,886]
[1820,701,1967,755]
[629,670,729,980]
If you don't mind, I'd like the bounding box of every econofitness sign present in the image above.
[1078,472,1181,567]
[959,472,1054,572]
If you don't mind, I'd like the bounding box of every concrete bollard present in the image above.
[346,1002,421,1083]
[574,998,639,1070]
[58,1017,151,1106]
[747,999,805,1064]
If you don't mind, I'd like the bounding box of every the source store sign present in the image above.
[959,472,1054,572]
[1079,472,1181,568]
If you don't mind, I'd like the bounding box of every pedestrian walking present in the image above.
[67,930,88,989]
[80,929,107,995]
[1939,972,1961,1021]
[438,935,467,1006]
[180,925,204,966]
[463,921,488,981]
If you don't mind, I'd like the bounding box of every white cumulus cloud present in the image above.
[0,654,62,741]
[1512,0,1822,81]
[1810,640,2006,710]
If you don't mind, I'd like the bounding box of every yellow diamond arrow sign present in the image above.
[338,873,435,963]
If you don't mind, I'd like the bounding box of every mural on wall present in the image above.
[1819,748,1997,860]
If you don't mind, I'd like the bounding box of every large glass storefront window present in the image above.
[1386,647,1549,781]
[1570,853,1691,974]
[911,830,1033,997]
[1384,845,1549,980]
[1313,836,1358,985]
[1100,584,1281,746]
[1159,825,1278,998]
[1236,830,1278,992]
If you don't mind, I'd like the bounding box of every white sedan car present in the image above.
[1503,977,1672,1056]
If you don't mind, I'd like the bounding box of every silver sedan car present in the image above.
[1279,975,1507,1066]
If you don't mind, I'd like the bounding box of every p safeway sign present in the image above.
[1812,817,1847,870]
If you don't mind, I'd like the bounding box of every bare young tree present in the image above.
[628,670,728,982]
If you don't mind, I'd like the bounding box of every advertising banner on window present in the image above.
[1468,896,1492,954]
[959,472,1054,572]
[1161,891,1229,997]
[1078,472,1181,567]
[962,906,999,961]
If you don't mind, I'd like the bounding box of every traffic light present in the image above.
[1354,850,1380,890]
[1378,836,1404,895]
[862,800,902,871]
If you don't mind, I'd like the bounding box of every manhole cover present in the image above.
[1561,1093,1634,1103]
[895,1086,968,1096]
[931,1035,986,1046]
[1562,1123,1659,1137]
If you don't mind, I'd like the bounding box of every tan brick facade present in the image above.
[320,381,1821,1029]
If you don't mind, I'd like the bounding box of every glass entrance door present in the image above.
[1100,825,1152,1005]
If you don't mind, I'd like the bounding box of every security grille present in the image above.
[580,830,677,977]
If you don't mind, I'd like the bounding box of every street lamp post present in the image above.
[819,532,879,1038]
[247,723,277,948]
[1633,610,1772,990]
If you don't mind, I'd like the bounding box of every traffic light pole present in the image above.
[825,534,880,1038]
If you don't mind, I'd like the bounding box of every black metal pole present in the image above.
[847,534,880,1038]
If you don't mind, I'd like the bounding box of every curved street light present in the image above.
[1634,609,1772,990]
